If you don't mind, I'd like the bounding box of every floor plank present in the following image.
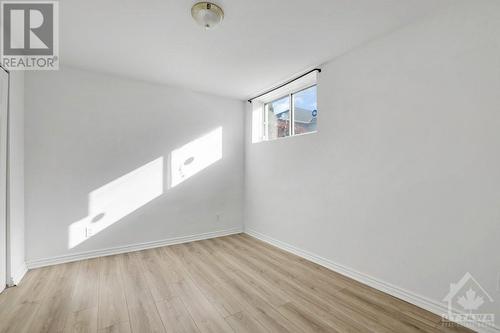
[97,322,131,333]
[171,274,234,333]
[97,255,129,330]
[64,307,98,333]
[119,252,166,333]
[225,311,269,333]
[155,297,200,333]
[27,261,81,333]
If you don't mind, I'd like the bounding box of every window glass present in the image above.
[292,86,317,135]
[264,95,290,140]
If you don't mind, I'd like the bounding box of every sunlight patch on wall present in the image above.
[68,157,163,249]
[67,127,223,249]
[170,127,222,187]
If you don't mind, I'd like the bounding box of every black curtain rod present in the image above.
[247,68,321,103]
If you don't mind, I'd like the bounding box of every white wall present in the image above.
[245,0,500,324]
[25,67,244,263]
[7,71,25,284]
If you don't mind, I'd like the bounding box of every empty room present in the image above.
[0,0,499,332]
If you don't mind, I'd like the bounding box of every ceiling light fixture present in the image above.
[191,2,224,29]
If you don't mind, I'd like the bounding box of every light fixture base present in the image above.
[191,2,224,29]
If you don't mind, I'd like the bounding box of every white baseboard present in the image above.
[245,228,499,333]
[26,227,243,269]
[7,263,27,286]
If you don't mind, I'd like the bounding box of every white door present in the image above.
[0,68,8,293]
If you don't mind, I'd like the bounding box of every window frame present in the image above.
[262,83,317,141]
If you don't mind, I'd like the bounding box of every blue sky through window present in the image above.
[294,86,317,111]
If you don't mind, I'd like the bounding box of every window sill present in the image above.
[253,130,318,144]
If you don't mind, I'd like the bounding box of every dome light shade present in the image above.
[191,2,224,29]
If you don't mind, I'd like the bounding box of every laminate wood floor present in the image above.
[0,234,473,333]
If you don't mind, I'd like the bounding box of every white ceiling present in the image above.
[60,0,451,99]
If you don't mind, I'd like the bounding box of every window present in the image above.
[251,71,318,143]
[261,85,317,141]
